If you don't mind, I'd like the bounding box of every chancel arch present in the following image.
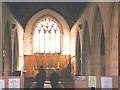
[82,21,91,76]
[24,9,71,78]
[75,30,81,75]
[24,9,70,55]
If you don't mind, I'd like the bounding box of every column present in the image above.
[93,44,101,75]
[12,38,14,74]
[4,52,9,76]
[109,28,118,76]
[105,36,110,76]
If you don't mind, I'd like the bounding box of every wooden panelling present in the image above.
[24,56,30,76]
[24,55,70,77]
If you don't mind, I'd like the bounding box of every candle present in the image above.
[57,62,59,68]
[35,62,38,68]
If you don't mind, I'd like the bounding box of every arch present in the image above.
[108,3,115,32]
[13,30,19,72]
[82,21,91,76]
[75,30,81,75]
[3,20,12,76]
[25,9,69,33]
[31,17,61,54]
[91,6,104,75]
[109,3,118,76]
[97,3,115,37]
[24,9,70,55]
[92,6,104,38]
[32,14,63,34]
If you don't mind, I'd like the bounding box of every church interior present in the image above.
[0,2,120,89]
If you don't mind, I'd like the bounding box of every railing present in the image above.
[30,82,36,88]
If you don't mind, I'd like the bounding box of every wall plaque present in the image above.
[88,76,96,88]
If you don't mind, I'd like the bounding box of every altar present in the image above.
[24,55,70,79]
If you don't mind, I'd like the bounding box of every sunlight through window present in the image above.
[45,31,49,53]
[33,27,39,53]
[33,17,61,54]
[56,27,60,53]
[51,27,55,53]
[40,28,44,53]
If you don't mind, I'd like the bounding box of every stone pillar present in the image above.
[4,52,10,76]
[100,56,105,76]
[105,36,110,76]
[85,56,88,75]
[74,57,77,75]
[11,30,15,75]
[109,4,118,76]
[87,55,91,76]
[12,38,14,74]
[109,28,118,76]
[93,39,101,76]
[93,53,101,75]
[90,42,95,76]
[90,55,94,76]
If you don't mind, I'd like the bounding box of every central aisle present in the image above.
[44,84,52,88]
[44,81,52,88]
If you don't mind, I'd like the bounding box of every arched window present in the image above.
[33,17,61,54]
